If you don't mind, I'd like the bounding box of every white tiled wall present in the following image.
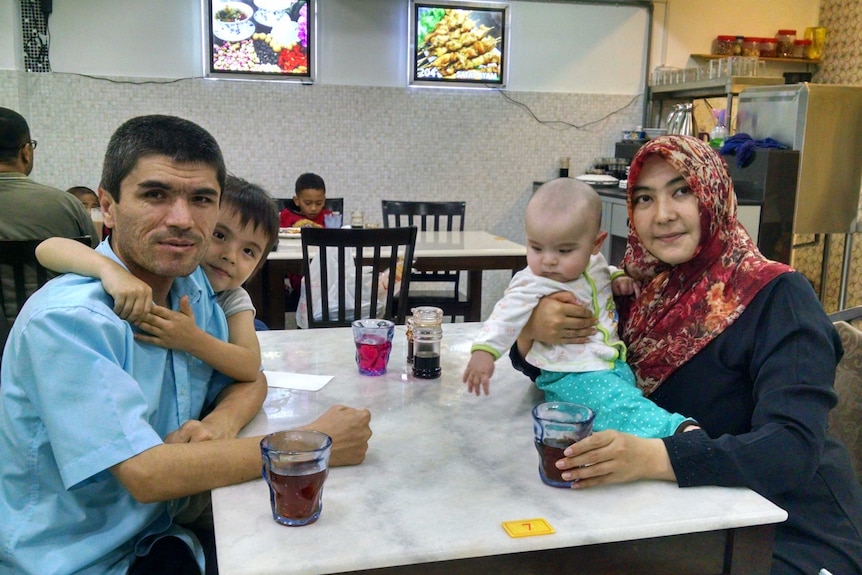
[1,69,641,318]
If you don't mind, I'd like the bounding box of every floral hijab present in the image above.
[618,135,792,395]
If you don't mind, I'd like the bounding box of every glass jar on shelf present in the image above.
[713,35,738,56]
[741,37,760,57]
[759,38,778,58]
[776,29,797,57]
[793,39,812,59]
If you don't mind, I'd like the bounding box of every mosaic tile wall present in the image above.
[792,0,862,312]
[0,69,641,318]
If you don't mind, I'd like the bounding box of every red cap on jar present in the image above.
[717,35,736,41]
[777,29,797,35]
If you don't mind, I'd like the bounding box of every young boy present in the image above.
[66,186,100,211]
[37,174,279,383]
[462,178,696,438]
[279,172,332,228]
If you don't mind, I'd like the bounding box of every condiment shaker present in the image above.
[411,306,443,379]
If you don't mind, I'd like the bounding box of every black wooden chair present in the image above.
[0,236,92,372]
[827,305,862,481]
[381,200,469,320]
[300,226,416,328]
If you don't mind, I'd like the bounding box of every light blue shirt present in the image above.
[0,241,231,575]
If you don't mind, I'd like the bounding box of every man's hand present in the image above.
[164,419,228,443]
[300,405,372,466]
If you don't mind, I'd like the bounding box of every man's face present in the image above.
[101,155,221,293]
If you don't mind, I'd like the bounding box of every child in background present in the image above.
[280,172,334,310]
[279,172,332,228]
[462,178,697,438]
[37,174,280,383]
[66,186,100,211]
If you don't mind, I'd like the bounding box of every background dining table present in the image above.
[211,323,787,575]
[245,230,528,329]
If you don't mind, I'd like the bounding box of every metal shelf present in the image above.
[647,76,786,132]
[650,76,785,100]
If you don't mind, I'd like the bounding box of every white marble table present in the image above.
[212,324,787,575]
[245,230,527,328]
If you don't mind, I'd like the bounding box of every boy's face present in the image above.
[525,209,605,283]
[203,207,270,292]
[293,188,326,221]
[76,193,100,212]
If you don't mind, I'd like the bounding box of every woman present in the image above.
[512,135,862,574]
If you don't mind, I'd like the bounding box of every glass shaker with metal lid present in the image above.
[411,306,443,379]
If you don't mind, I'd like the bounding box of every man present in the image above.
[0,107,98,321]
[0,115,371,575]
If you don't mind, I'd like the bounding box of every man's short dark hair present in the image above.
[222,174,280,277]
[100,115,226,202]
[294,172,325,195]
[0,107,31,163]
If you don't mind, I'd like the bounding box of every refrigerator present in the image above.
[735,83,862,235]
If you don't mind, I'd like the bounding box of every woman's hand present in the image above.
[518,292,597,356]
[556,430,676,488]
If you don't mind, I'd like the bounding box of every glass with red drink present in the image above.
[351,319,395,376]
[261,430,332,526]
[532,402,595,488]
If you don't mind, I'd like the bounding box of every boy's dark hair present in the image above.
[0,107,31,163]
[100,115,226,202]
[294,172,325,195]
[67,186,97,199]
[222,174,280,278]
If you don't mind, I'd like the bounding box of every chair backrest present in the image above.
[0,236,92,322]
[325,197,344,214]
[381,200,466,232]
[300,226,417,328]
[828,306,862,481]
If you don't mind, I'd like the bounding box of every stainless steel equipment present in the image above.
[665,103,696,136]
[736,83,862,235]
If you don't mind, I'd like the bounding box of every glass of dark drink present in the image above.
[351,319,395,376]
[532,402,596,488]
[261,430,332,526]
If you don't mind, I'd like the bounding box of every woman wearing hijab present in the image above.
[511,135,862,574]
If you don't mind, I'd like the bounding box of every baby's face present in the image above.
[294,188,326,221]
[525,211,602,283]
[203,208,270,292]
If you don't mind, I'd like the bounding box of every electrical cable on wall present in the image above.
[493,88,643,130]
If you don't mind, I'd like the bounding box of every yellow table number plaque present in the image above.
[502,518,555,538]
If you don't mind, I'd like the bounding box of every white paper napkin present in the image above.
[264,371,333,391]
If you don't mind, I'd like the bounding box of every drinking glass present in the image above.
[532,402,595,488]
[352,319,395,376]
[261,430,332,526]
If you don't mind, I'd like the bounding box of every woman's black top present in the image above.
[510,273,862,575]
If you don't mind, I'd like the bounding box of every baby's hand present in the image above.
[463,350,495,396]
[612,275,640,298]
[101,265,153,322]
[134,296,199,351]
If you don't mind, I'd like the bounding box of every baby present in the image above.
[463,178,695,438]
